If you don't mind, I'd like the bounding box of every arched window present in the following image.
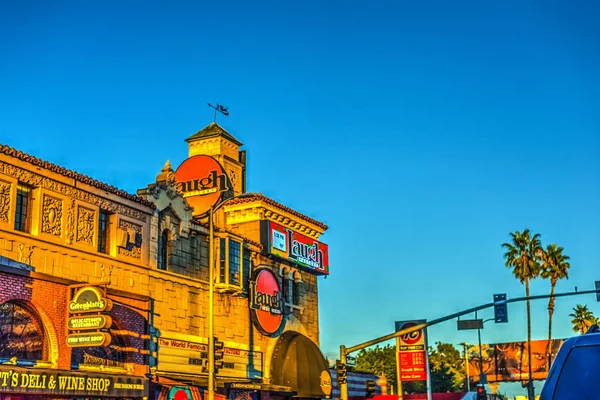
[0,301,46,362]
[158,229,170,270]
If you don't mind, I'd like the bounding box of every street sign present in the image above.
[457,319,484,330]
[346,355,357,367]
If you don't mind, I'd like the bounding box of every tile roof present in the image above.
[224,193,328,231]
[0,144,156,209]
[185,122,243,146]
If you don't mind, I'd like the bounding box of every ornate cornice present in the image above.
[0,161,149,223]
[223,193,328,232]
[0,144,155,209]
[223,200,325,240]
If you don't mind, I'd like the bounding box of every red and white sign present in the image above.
[175,155,229,216]
[249,268,285,336]
[396,320,428,382]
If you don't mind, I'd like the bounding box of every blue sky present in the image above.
[1,0,599,396]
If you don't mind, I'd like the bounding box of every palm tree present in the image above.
[502,229,542,395]
[570,304,597,334]
[540,244,570,366]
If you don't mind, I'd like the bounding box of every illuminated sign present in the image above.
[396,320,428,382]
[68,287,111,314]
[249,268,284,336]
[0,366,148,397]
[175,155,229,216]
[67,332,112,348]
[156,335,263,379]
[261,221,329,275]
[68,315,112,330]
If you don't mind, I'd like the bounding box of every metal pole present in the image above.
[424,327,432,400]
[208,205,215,400]
[339,345,348,400]
[460,343,470,392]
[476,311,484,385]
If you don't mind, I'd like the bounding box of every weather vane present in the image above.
[207,103,229,123]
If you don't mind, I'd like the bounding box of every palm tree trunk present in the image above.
[547,282,556,368]
[526,278,534,399]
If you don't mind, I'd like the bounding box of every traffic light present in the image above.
[365,380,376,398]
[214,336,224,373]
[476,385,486,400]
[336,361,347,385]
[494,293,508,323]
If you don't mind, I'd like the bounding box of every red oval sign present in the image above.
[174,155,229,216]
[400,322,422,345]
[250,268,284,335]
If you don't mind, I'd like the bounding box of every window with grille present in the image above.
[157,229,170,270]
[0,301,46,362]
[98,210,111,254]
[14,183,33,233]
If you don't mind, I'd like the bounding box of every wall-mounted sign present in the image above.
[249,268,285,336]
[0,366,148,397]
[67,332,112,347]
[260,221,329,275]
[175,155,229,216]
[156,336,263,379]
[68,315,112,331]
[69,286,111,314]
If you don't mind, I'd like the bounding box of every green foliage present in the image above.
[570,304,598,334]
[354,342,465,394]
[502,229,543,284]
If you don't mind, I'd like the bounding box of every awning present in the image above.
[270,332,333,398]
[155,375,203,400]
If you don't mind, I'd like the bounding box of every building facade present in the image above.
[0,122,331,400]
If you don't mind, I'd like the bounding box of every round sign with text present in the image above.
[249,268,284,336]
[174,155,229,216]
[400,322,422,345]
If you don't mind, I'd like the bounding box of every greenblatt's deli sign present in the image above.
[0,366,148,397]
[260,221,329,275]
[67,286,113,348]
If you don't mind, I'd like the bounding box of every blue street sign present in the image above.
[346,355,357,367]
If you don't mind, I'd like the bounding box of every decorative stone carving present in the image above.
[18,243,33,264]
[76,206,95,245]
[41,195,63,236]
[118,219,142,259]
[0,181,10,223]
[0,161,148,222]
[65,199,75,245]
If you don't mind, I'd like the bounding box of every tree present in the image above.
[540,244,570,366]
[570,304,597,334]
[354,345,398,392]
[502,229,542,396]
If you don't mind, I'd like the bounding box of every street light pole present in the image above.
[208,205,215,400]
[459,342,470,392]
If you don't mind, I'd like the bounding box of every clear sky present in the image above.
[1,0,599,396]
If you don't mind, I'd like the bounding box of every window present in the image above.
[554,345,600,398]
[218,238,250,288]
[157,229,170,270]
[198,234,209,267]
[14,183,33,233]
[282,272,290,302]
[0,301,46,362]
[293,273,302,305]
[98,210,111,254]
[242,248,251,290]
[229,240,241,285]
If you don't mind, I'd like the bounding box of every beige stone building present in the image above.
[0,122,331,400]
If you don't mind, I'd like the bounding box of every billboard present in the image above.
[467,339,565,382]
[396,320,428,382]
